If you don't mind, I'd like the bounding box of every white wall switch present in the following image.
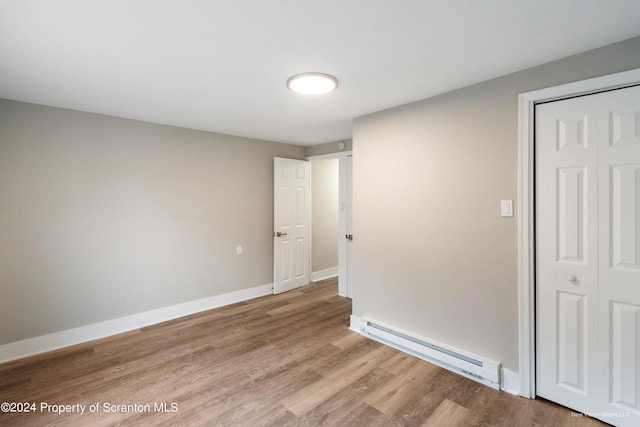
[236,245,243,255]
[501,200,513,217]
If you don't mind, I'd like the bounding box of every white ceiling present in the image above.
[1,1,640,146]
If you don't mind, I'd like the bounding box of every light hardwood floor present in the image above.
[1,278,605,426]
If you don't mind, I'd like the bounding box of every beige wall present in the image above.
[352,36,640,372]
[311,158,339,274]
[0,99,305,345]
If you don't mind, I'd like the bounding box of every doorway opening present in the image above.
[308,151,353,298]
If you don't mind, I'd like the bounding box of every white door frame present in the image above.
[517,68,640,398]
[307,151,353,297]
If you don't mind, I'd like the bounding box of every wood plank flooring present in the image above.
[0,278,605,426]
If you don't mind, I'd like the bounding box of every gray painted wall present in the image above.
[0,99,305,345]
[311,158,339,274]
[352,36,640,372]
[306,139,352,157]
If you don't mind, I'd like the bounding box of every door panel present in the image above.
[598,89,640,424]
[611,110,640,146]
[281,240,291,282]
[338,154,353,298]
[557,166,587,263]
[274,158,310,294]
[556,291,588,392]
[610,301,640,410]
[346,155,353,298]
[557,115,588,150]
[537,85,640,427]
[610,165,640,269]
[536,96,599,413]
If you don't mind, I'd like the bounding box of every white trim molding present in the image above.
[311,266,339,282]
[0,283,273,363]
[501,368,520,396]
[349,314,361,333]
[517,68,640,399]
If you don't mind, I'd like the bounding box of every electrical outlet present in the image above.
[236,245,243,255]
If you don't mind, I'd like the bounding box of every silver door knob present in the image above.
[275,232,287,237]
[565,274,577,283]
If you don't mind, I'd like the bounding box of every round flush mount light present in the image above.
[287,72,338,95]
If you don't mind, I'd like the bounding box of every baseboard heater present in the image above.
[357,317,501,390]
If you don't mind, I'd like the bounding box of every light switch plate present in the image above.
[501,200,513,217]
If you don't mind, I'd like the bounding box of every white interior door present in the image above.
[536,85,640,427]
[346,155,353,298]
[338,153,353,298]
[273,157,310,294]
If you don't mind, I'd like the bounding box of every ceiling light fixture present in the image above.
[287,72,338,95]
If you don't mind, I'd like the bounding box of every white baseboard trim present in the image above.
[501,368,520,395]
[0,283,273,364]
[311,266,338,282]
[349,314,362,333]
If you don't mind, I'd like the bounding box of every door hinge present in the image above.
[346,234,353,241]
